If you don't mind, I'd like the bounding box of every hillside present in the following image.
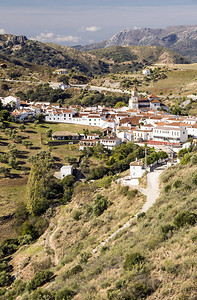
[89,45,190,65]
[0,34,109,75]
[79,25,197,62]
[2,152,196,299]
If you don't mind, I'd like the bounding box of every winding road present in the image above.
[92,164,167,253]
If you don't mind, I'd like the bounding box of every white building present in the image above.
[130,160,146,178]
[2,96,20,109]
[142,69,151,76]
[153,126,188,144]
[60,165,73,180]
[100,137,122,150]
[49,82,68,90]
[53,69,67,75]
[129,87,139,110]
[130,160,146,185]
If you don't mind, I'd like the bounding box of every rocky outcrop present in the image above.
[0,34,27,45]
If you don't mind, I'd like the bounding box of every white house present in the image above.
[100,137,122,150]
[2,96,20,109]
[129,160,146,185]
[130,160,146,178]
[60,165,73,179]
[153,126,188,144]
[53,69,67,75]
[142,69,151,76]
[187,123,197,138]
[49,82,68,90]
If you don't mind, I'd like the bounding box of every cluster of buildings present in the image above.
[1,88,197,149]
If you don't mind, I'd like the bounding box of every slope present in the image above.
[7,154,197,299]
[0,34,109,75]
[89,45,191,65]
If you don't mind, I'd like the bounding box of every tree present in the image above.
[0,110,10,122]
[93,193,109,216]
[36,113,45,123]
[19,124,26,132]
[114,101,127,108]
[46,128,53,138]
[22,140,33,149]
[27,152,63,215]
[0,167,10,177]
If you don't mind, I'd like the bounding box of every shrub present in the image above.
[18,235,33,246]
[88,166,109,180]
[55,288,75,300]
[93,193,109,216]
[161,224,174,234]
[192,173,197,185]
[0,270,12,287]
[124,252,145,270]
[164,184,171,193]
[137,212,146,220]
[127,189,138,200]
[97,176,113,189]
[173,180,182,189]
[174,211,196,228]
[27,270,53,291]
[30,288,54,300]
[120,186,129,196]
[69,264,83,276]
[162,260,178,274]
[73,210,82,221]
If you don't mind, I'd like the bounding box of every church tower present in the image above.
[129,86,139,110]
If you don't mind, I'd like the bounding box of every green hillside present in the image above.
[1,148,196,299]
[89,45,191,65]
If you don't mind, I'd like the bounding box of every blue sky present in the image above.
[0,0,197,46]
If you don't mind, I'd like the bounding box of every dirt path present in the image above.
[92,165,167,253]
[45,216,61,266]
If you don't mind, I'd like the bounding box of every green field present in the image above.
[0,121,99,242]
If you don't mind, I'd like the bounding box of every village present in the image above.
[1,87,196,151]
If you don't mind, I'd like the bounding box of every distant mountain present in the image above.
[78,25,197,62]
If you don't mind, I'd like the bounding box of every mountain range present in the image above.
[0,32,191,77]
[76,25,197,62]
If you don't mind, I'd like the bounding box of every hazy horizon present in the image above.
[0,0,197,46]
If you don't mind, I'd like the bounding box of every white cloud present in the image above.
[82,26,101,32]
[30,32,80,44]
[54,35,80,43]
[0,28,5,34]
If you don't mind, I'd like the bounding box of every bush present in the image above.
[124,252,145,270]
[164,184,171,193]
[88,166,109,180]
[18,234,33,246]
[120,186,129,196]
[0,270,12,287]
[161,224,174,234]
[192,173,197,185]
[73,210,82,221]
[93,193,109,216]
[69,264,83,276]
[27,270,53,291]
[55,288,75,300]
[174,211,196,228]
[173,180,182,189]
[30,288,54,300]
[127,189,138,200]
[137,212,146,220]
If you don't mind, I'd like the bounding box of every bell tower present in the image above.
[129,86,139,109]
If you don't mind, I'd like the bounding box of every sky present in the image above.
[0,0,197,46]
